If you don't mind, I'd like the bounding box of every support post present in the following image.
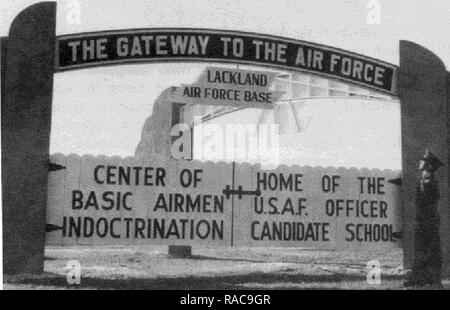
[2,2,56,274]
[168,245,192,258]
[167,103,193,258]
[399,41,450,271]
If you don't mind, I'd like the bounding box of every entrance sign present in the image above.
[56,29,398,95]
[3,2,450,275]
[46,154,401,249]
[172,66,284,109]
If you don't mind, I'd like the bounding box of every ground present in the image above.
[3,246,450,290]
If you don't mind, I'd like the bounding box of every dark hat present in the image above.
[421,149,444,170]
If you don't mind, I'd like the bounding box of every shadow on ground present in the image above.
[4,271,405,290]
[190,254,264,264]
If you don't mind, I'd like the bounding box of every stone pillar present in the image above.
[399,40,449,270]
[2,2,56,274]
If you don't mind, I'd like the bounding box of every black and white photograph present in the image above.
[1,0,450,294]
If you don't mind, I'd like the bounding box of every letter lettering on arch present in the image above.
[56,29,399,95]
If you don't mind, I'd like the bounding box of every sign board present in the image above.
[172,66,284,109]
[233,164,401,250]
[46,154,232,246]
[56,29,398,96]
[46,154,401,249]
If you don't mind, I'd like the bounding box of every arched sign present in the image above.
[2,2,449,275]
[56,28,398,96]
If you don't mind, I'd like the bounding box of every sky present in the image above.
[1,0,449,169]
[2,0,450,65]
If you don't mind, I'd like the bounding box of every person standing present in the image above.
[404,149,443,287]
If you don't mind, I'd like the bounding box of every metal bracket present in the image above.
[388,177,402,186]
[46,223,63,232]
[223,185,261,199]
[48,161,66,171]
[392,231,403,239]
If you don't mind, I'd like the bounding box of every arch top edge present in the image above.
[8,1,56,37]
[400,40,447,71]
